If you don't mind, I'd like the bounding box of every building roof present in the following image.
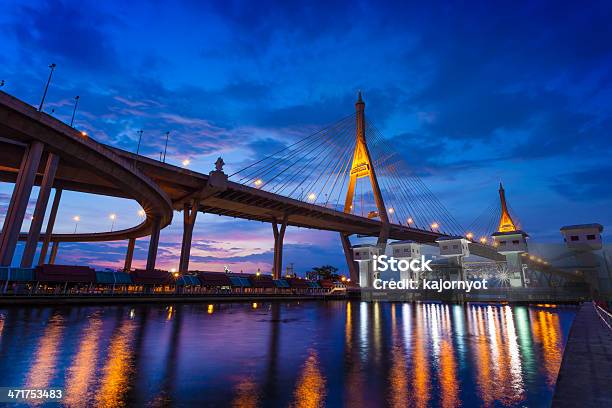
[389,240,417,245]
[435,236,465,241]
[352,244,379,248]
[130,269,173,285]
[560,223,603,232]
[196,271,232,286]
[36,265,96,283]
[286,277,310,288]
[491,230,529,237]
[248,274,276,288]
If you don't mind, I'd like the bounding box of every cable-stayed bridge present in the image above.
[1,90,509,285]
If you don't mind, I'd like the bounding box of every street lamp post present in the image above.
[38,63,57,112]
[109,214,116,232]
[135,130,143,155]
[70,96,80,127]
[162,131,170,163]
[73,216,80,234]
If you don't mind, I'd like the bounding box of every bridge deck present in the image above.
[552,303,612,407]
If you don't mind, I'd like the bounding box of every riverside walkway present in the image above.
[552,302,612,407]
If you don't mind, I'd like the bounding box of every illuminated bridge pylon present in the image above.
[343,92,390,245]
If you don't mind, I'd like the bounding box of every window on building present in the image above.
[442,245,448,250]
[512,240,520,244]
[452,245,458,249]
[587,234,596,240]
[499,241,506,246]
[570,236,579,241]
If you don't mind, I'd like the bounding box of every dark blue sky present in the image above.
[1,0,611,273]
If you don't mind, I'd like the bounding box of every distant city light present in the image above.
[431,222,439,230]
[170,268,176,273]
[207,304,214,314]
[466,232,474,239]
[256,271,261,276]
[407,217,414,224]
[109,213,117,220]
[308,193,316,201]
[81,131,87,137]
[388,208,394,214]
[341,276,347,282]
[479,237,487,244]
[252,302,258,309]
[73,215,80,222]
[173,272,179,278]
[182,159,190,166]
[254,179,263,187]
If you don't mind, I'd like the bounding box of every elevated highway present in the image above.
[0,90,504,279]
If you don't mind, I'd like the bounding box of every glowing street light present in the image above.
[479,237,487,244]
[109,213,117,231]
[72,215,80,233]
[254,179,263,187]
[182,159,190,167]
[407,217,414,225]
[80,131,87,137]
[388,208,394,213]
[308,193,316,202]
[430,222,439,230]
[466,232,474,240]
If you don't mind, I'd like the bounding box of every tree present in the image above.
[306,265,339,281]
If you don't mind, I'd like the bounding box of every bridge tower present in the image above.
[340,93,391,285]
[491,183,528,286]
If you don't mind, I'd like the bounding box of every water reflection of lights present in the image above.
[345,302,352,351]
[208,304,214,314]
[413,303,431,408]
[359,302,368,360]
[65,317,103,406]
[291,350,326,408]
[26,314,65,390]
[388,303,408,408]
[530,309,563,386]
[402,303,411,354]
[96,320,136,407]
[503,306,525,398]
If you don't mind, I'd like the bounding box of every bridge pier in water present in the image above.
[179,199,198,273]
[0,141,44,266]
[124,237,136,272]
[272,214,288,279]
[38,188,62,265]
[146,216,162,271]
[340,233,358,282]
[21,152,59,267]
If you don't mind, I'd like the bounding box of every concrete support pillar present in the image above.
[38,188,62,265]
[124,238,136,272]
[179,199,198,273]
[21,153,59,267]
[49,241,59,264]
[0,141,44,266]
[340,233,358,283]
[272,214,288,280]
[146,216,161,272]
